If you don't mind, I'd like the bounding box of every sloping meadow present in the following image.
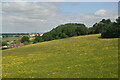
[2,34,118,78]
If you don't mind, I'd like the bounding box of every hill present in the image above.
[2,34,118,78]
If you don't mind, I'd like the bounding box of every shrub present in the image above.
[33,36,44,43]
[101,17,120,38]
[20,36,30,43]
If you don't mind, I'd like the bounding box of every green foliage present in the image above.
[75,26,88,35]
[88,18,120,38]
[89,19,111,34]
[42,23,88,41]
[2,42,7,46]
[42,32,54,41]
[33,18,120,44]
[33,36,44,43]
[23,41,30,45]
[88,27,94,34]
[59,33,68,38]
[101,17,120,38]
[20,36,30,43]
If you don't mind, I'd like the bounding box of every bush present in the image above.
[23,41,30,45]
[20,36,30,43]
[101,17,120,38]
[89,19,111,34]
[33,36,44,43]
[2,42,7,46]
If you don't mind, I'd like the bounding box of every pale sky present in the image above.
[1,0,120,2]
[1,1,118,33]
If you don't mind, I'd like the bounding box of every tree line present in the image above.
[21,17,120,44]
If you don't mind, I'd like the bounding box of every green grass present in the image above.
[2,36,34,43]
[2,34,118,78]
[2,37,22,43]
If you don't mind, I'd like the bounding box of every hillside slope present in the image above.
[2,34,118,78]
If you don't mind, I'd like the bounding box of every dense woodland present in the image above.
[2,17,120,46]
[33,17,120,43]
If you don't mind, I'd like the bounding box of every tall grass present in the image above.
[2,34,118,78]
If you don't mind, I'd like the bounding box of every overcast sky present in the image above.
[1,1,118,33]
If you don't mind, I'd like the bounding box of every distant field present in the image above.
[2,34,118,78]
[2,36,34,43]
[2,37,22,43]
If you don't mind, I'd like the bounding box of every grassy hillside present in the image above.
[2,34,118,78]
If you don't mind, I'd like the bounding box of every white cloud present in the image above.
[1,0,119,2]
[41,0,65,2]
[2,2,118,33]
[0,2,2,33]
[94,9,118,20]
[2,0,65,2]
[95,9,107,16]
